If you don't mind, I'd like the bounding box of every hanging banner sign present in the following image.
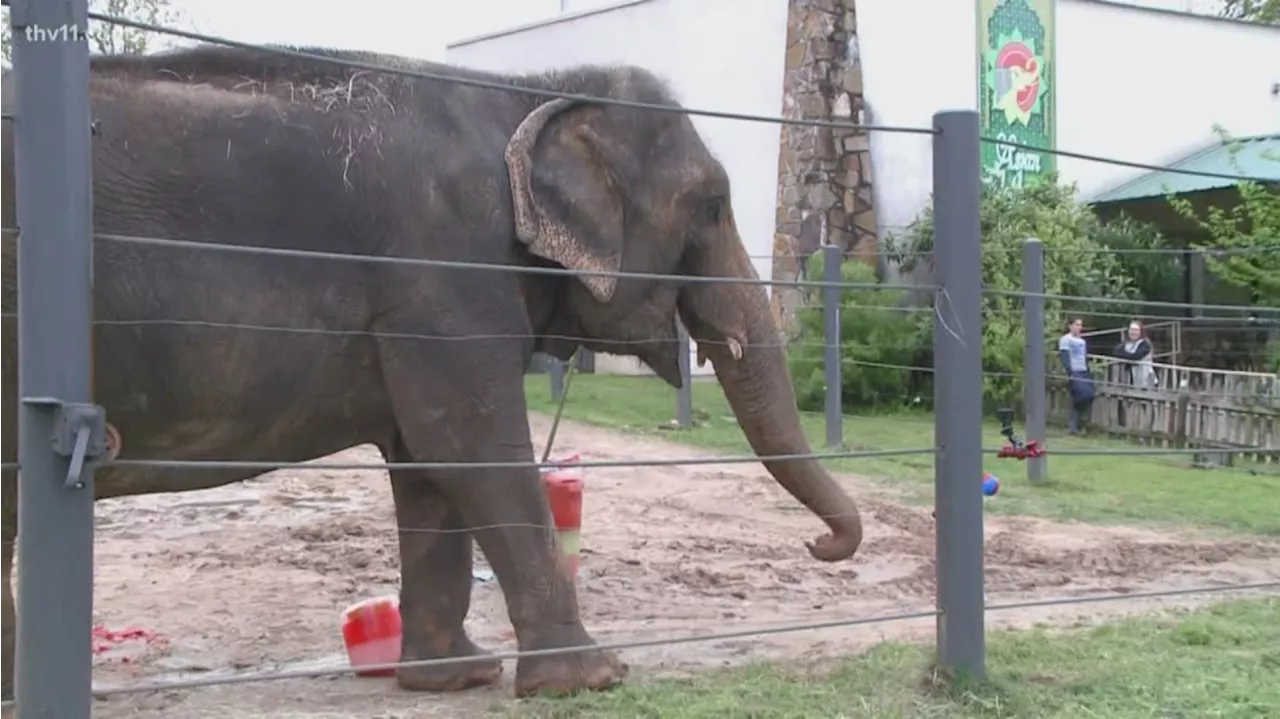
[978,0,1057,188]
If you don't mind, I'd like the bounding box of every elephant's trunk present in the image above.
[679,239,863,562]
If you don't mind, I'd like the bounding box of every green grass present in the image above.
[525,375,1280,536]
[506,598,1280,718]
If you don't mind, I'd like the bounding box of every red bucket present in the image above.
[541,454,584,578]
[341,595,402,677]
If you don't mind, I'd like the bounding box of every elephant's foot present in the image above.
[514,632,628,698]
[396,634,503,692]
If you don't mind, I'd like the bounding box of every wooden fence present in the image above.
[1048,356,1279,465]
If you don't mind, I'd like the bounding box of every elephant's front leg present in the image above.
[444,465,626,697]
[378,335,626,698]
[387,436,503,691]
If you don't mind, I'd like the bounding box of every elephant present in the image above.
[0,45,864,699]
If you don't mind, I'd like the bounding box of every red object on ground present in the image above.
[997,440,1045,459]
[541,454,584,578]
[341,595,403,677]
[91,625,162,662]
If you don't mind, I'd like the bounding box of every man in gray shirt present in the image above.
[1058,317,1095,435]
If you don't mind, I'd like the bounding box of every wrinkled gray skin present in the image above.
[0,45,863,698]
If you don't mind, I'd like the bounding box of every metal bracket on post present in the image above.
[21,397,108,489]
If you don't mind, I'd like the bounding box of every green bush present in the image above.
[1093,214,1185,305]
[787,178,1174,416]
[886,176,1150,407]
[787,257,930,412]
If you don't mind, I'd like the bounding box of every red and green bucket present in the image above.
[540,453,584,578]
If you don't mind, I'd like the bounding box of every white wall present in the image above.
[857,0,980,246]
[448,0,790,376]
[446,0,563,42]
[1115,0,1226,13]
[859,0,1280,255]
[560,0,629,10]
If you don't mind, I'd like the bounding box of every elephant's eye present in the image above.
[698,197,725,226]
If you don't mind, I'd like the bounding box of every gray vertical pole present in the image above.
[1188,250,1206,320]
[10,0,97,717]
[1022,238,1047,483]
[822,244,843,448]
[931,110,985,682]
[548,358,565,401]
[676,321,693,428]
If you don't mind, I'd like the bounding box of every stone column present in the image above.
[771,0,879,334]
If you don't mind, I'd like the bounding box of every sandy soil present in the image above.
[30,415,1278,718]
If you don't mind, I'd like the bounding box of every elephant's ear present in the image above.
[505,99,624,304]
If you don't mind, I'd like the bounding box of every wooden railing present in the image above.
[1047,356,1279,465]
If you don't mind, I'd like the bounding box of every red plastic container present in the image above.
[541,454,584,578]
[341,595,402,677]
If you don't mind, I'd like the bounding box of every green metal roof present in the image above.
[1089,133,1280,204]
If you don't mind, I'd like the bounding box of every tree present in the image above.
[1167,130,1280,373]
[788,177,1162,414]
[1,0,181,64]
[1220,0,1280,24]
[788,258,932,412]
[1167,133,1280,308]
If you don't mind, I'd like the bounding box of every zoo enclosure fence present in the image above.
[2,4,1278,717]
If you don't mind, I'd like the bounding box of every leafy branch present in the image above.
[1220,0,1280,24]
[1167,129,1280,308]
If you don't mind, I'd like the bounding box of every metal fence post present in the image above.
[548,358,566,401]
[822,244,843,448]
[10,0,98,716]
[931,110,986,682]
[676,320,693,427]
[1188,249,1206,320]
[1022,238,1047,484]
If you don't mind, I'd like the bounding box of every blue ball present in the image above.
[982,474,1000,496]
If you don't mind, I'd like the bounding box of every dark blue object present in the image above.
[982,474,1000,496]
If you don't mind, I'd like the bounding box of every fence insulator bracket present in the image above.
[21,397,109,489]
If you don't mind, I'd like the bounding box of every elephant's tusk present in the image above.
[727,337,743,360]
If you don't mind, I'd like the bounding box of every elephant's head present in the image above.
[504,71,862,563]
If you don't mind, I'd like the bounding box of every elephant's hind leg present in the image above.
[386,435,503,691]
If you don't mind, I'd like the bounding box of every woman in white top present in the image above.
[1113,320,1156,388]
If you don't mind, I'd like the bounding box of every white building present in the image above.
[446,0,1280,376]
[861,0,1280,242]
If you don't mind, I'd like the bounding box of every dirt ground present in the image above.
[40,415,1279,718]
